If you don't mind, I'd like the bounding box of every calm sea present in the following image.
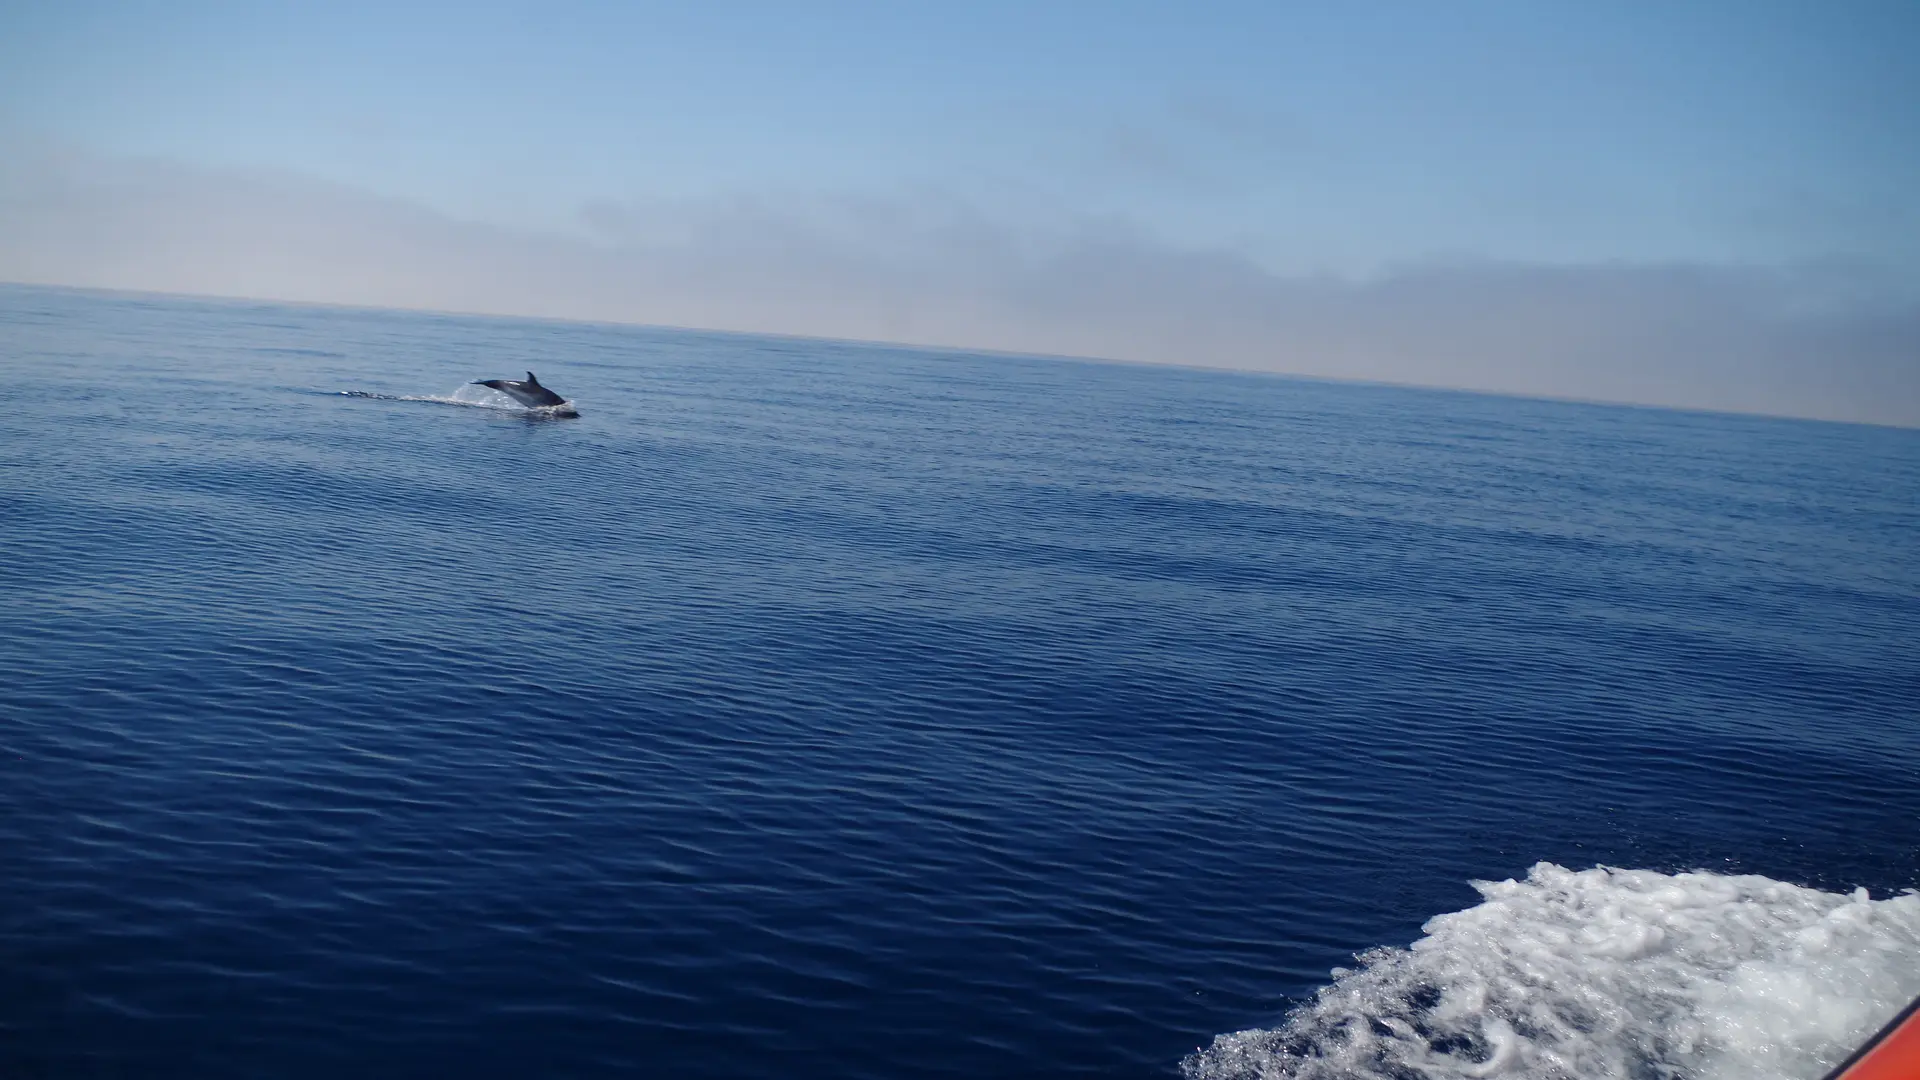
[2,283,1916,1080]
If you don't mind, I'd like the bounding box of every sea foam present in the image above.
[1184,863,1920,1080]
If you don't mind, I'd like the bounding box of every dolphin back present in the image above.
[473,373,568,409]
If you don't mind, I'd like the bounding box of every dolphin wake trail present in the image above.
[338,383,578,416]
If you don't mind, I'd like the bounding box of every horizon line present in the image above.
[6,277,1915,434]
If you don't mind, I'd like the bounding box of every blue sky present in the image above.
[2,1,1917,422]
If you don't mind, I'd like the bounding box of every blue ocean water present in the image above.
[1,283,1916,1079]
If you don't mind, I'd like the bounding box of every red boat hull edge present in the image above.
[1823,996,1920,1080]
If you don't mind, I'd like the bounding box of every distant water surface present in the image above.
[1,284,1916,1079]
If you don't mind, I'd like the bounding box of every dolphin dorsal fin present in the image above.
[525,371,539,385]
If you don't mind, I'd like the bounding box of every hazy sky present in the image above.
[2,1,1917,424]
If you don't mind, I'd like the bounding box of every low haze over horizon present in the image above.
[2,1,1916,426]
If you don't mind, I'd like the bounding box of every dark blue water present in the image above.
[2,283,1916,1079]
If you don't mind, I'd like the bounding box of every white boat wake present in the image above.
[1184,863,1920,1080]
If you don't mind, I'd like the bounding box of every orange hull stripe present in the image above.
[1829,997,1920,1080]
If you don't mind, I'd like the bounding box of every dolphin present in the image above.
[472,371,570,409]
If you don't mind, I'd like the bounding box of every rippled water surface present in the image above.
[3,284,1917,1079]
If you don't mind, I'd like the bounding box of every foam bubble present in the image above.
[1183,863,1920,1080]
